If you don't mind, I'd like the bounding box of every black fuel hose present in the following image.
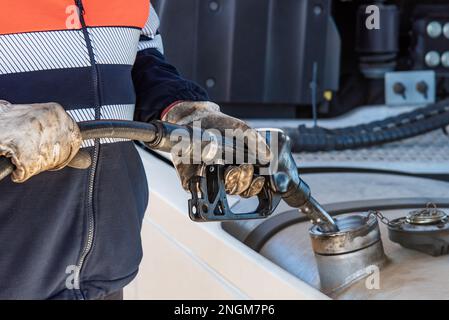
[77,120,158,142]
[284,98,449,152]
[0,120,160,181]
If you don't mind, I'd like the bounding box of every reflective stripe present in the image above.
[142,5,161,39]
[89,27,141,65]
[138,4,164,53]
[0,26,143,75]
[0,30,90,75]
[67,104,135,122]
[81,138,130,148]
[138,34,164,53]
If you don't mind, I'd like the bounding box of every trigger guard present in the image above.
[188,164,281,222]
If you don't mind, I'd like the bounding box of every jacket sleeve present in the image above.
[132,4,209,122]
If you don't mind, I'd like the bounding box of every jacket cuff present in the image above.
[160,100,183,120]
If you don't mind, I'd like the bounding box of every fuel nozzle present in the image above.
[279,174,339,233]
[300,196,339,233]
[262,129,339,233]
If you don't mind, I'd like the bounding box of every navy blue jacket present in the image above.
[0,1,207,299]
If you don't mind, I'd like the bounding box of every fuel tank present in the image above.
[223,173,449,299]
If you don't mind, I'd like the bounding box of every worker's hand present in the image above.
[162,101,271,198]
[0,100,83,183]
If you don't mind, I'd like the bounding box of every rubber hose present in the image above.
[0,120,160,181]
[284,99,449,152]
[78,120,158,142]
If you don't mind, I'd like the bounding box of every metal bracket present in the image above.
[385,70,436,106]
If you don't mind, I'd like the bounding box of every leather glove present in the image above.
[162,101,270,198]
[0,100,83,183]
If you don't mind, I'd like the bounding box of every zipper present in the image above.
[74,0,101,298]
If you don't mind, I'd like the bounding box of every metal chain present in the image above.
[367,210,401,227]
[368,203,442,227]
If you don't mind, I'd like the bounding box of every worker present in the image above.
[0,1,269,299]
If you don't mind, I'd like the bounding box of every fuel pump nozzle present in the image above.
[187,127,339,232]
[262,129,339,233]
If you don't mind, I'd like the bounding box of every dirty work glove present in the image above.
[0,100,83,183]
[162,101,271,198]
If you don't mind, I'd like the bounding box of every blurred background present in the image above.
[153,0,449,119]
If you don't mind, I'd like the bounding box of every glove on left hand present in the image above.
[0,101,83,182]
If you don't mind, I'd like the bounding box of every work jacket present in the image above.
[0,0,207,299]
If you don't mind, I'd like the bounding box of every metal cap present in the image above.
[406,203,448,225]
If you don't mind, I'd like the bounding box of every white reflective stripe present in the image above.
[67,104,135,122]
[0,30,90,75]
[0,26,143,75]
[68,104,136,148]
[138,4,164,53]
[137,34,163,53]
[67,107,96,122]
[89,27,141,65]
[100,104,136,121]
[142,4,161,38]
[81,138,129,148]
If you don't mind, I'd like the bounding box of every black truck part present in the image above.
[154,0,340,106]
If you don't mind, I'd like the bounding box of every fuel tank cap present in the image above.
[388,204,449,256]
[406,203,448,225]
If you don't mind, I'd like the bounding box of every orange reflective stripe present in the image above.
[0,0,149,35]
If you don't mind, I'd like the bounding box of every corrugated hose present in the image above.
[284,98,449,152]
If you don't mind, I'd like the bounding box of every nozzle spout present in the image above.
[300,197,339,233]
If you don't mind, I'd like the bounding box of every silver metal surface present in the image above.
[407,204,448,225]
[310,214,380,255]
[223,171,449,298]
[259,128,339,232]
[223,173,449,243]
[294,130,449,174]
[300,197,339,233]
[256,208,449,299]
[309,213,386,294]
[314,241,386,295]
